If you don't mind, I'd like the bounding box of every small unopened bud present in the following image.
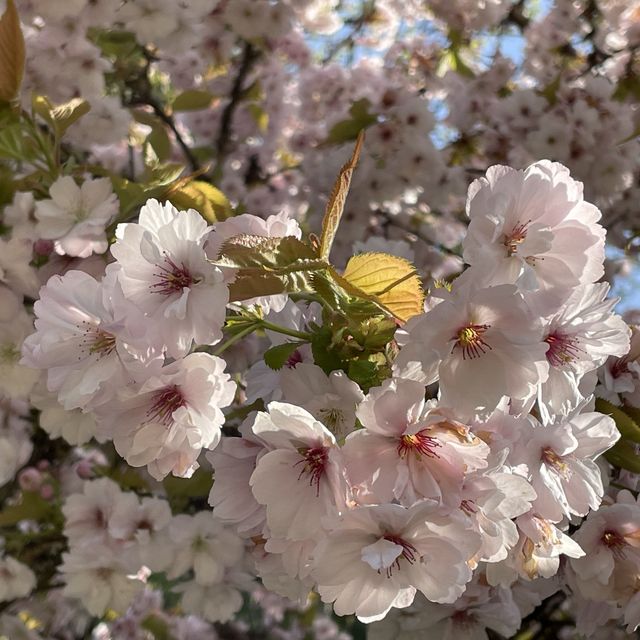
[75,460,94,479]
[18,467,43,492]
[40,484,55,500]
[33,239,54,256]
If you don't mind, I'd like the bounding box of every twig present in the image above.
[147,97,200,173]
[378,209,462,259]
[213,42,260,175]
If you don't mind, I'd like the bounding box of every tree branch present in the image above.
[213,42,260,176]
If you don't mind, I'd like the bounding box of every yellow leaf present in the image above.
[0,0,25,104]
[318,131,364,261]
[33,95,91,136]
[337,252,425,322]
[169,180,232,222]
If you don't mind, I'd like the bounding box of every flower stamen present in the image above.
[381,533,418,577]
[544,332,582,368]
[397,430,441,459]
[294,446,329,496]
[541,447,571,479]
[504,219,531,256]
[146,385,185,426]
[453,324,492,360]
[150,254,196,296]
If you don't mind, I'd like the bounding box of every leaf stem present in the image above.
[213,323,260,356]
[259,320,311,341]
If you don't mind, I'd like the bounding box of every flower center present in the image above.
[460,499,477,515]
[453,324,492,360]
[541,447,571,479]
[504,219,531,257]
[88,329,116,356]
[150,254,196,296]
[602,530,626,558]
[146,385,185,426]
[544,332,582,368]
[295,446,329,496]
[77,322,117,359]
[397,430,441,459]
[285,349,303,369]
[0,342,19,363]
[381,533,418,577]
[318,407,344,430]
[610,356,630,379]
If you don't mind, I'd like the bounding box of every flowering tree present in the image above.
[1,0,640,638]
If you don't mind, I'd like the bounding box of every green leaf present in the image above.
[0,122,28,160]
[90,28,138,58]
[613,73,640,102]
[33,95,91,137]
[0,492,55,527]
[172,89,214,111]
[319,131,364,261]
[347,359,379,391]
[310,326,344,374]
[325,99,377,145]
[147,125,172,162]
[264,342,303,370]
[146,162,185,186]
[141,614,175,640]
[94,465,150,492]
[605,439,640,474]
[247,103,269,132]
[596,398,640,444]
[110,176,147,214]
[539,73,562,106]
[163,468,213,500]
[0,0,25,105]
[215,235,327,301]
[217,234,319,269]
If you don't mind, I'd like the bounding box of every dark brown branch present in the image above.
[213,42,260,174]
[147,97,200,173]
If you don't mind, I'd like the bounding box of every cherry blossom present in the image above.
[314,502,481,621]
[109,199,229,358]
[34,176,118,258]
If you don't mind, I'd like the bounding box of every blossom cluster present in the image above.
[2,0,640,638]
[61,476,251,623]
[204,160,633,631]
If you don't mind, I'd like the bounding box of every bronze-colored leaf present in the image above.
[0,0,25,104]
[318,131,364,261]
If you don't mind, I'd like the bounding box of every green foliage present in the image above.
[0,491,56,527]
[163,468,213,511]
[90,28,138,59]
[308,313,395,391]
[605,438,640,474]
[264,341,304,370]
[596,399,640,473]
[32,95,91,138]
[539,73,562,106]
[141,615,176,640]
[596,398,640,444]
[172,89,214,112]
[325,99,377,145]
[436,30,475,78]
[215,234,328,301]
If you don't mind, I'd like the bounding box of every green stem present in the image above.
[258,320,311,341]
[213,323,260,356]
